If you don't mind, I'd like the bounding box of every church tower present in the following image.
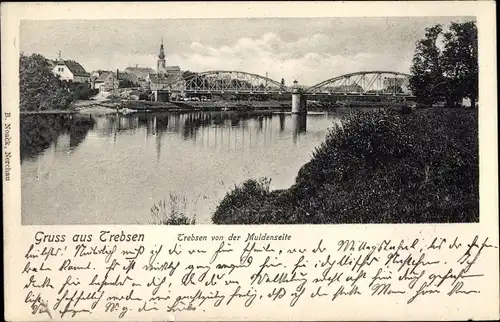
[157,38,167,74]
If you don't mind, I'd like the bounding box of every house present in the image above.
[93,71,119,92]
[148,73,184,92]
[118,72,139,86]
[91,69,106,79]
[124,66,156,81]
[90,70,106,88]
[124,66,155,90]
[52,53,90,83]
[166,65,182,77]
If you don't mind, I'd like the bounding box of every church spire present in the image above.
[158,38,165,60]
[157,38,167,74]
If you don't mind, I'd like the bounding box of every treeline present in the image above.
[19,53,96,111]
[409,21,478,107]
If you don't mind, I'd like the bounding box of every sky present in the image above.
[20,17,474,86]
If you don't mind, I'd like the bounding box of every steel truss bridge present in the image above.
[181,70,287,94]
[163,70,414,97]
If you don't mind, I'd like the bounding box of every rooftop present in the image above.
[59,60,90,76]
[94,71,113,82]
[149,73,182,84]
[125,66,155,73]
[166,66,181,72]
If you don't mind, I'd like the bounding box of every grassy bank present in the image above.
[212,107,479,224]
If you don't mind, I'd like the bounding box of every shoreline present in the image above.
[20,99,413,116]
[20,100,292,115]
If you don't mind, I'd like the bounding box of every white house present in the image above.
[52,53,90,83]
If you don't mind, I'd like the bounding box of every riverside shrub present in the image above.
[212,108,479,224]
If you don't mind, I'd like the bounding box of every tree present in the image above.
[409,25,447,106]
[182,70,196,79]
[68,81,96,100]
[442,21,478,107]
[409,21,478,107]
[19,53,74,111]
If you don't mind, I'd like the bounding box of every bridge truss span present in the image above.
[181,70,288,94]
[306,71,413,96]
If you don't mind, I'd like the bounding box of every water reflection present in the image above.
[21,110,340,225]
[21,111,316,164]
[20,114,95,162]
[292,114,307,143]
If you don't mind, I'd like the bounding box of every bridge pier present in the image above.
[153,90,170,102]
[291,81,307,114]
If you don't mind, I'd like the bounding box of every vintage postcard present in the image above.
[2,1,499,321]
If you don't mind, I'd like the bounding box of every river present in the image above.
[20,111,342,225]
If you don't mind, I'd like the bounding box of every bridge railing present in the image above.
[178,70,288,93]
[156,70,414,97]
[305,71,413,96]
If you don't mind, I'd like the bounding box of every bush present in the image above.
[68,82,98,100]
[213,108,479,224]
[212,178,297,224]
[150,193,196,225]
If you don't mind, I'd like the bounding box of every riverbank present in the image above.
[211,107,479,224]
[20,99,412,116]
[20,99,292,115]
[120,99,292,111]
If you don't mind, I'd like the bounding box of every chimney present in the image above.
[136,64,138,68]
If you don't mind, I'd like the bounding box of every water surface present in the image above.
[21,111,342,224]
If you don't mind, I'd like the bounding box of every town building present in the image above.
[51,52,90,83]
[93,71,119,92]
[123,66,155,90]
[166,66,182,79]
[118,72,139,86]
[91,70,140,91]
[148,74,184,91]
[90,70,106,86]
[124,66,155,82]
